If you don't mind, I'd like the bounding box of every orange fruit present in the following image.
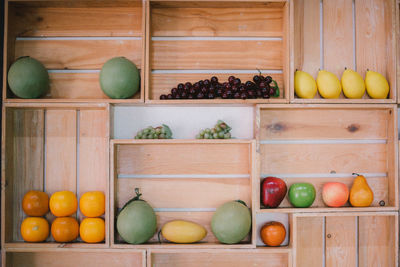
[80,217,105,243]
[22,190,49,216]
[260,221,286,247]
[51,217,79,242]
[79,191,105,218]
[50,191,78,217]
[21,217,49,242]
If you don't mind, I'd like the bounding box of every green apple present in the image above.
[288,183,316,208]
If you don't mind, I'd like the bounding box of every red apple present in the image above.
[262,177,287,208]
[322,182,349,207]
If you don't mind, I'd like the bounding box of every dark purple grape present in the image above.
[226,90,233,98]
[160,94,167,100]
[204,79,211,88]
[245,81,255,89]
[247,90,255,98]
[233,92,241,99]
[189,88,197,95]
[194,82,200,89]
[177,83,184,90]
[228,76,235,84]
[233,78,241,86]
[269,88,275,95]
[222,92,228,99]
[256,90,263,98]
[188,94,194,99]
[231,85,238,92]
[259,81,266,89]
[261,87,268,94]
[185,82,192,88]
[216,88,223,97]
[239,86,246,93]
[240,92,248,100]
[197,92,205,99]
[211,76,218,84]
[175,94,181,99]
[171,88,178,95]
[181,92,188,99]
[199,80,204,87]
[253,75,261,84]
[184,85,191,91]
[225,83,231,90]
[262,94,270,99]
[167,94,173,99]
[208,92,215,99]
[265,76,272,84]
[201,87,208,94]
[209,85,216,91]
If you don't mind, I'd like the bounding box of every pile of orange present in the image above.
[21,190,105,244]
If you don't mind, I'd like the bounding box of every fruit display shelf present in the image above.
[291,0,397,103]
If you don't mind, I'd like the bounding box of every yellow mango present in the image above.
[161,220,207,243]
[349,173,374,207]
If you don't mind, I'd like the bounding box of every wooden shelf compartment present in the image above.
[292,212,398,267]
[291,0,397,103]
[3,0,145,103]
[145,0,290,104]
[147,248,292,267]
[1,104,110,248]
[110,139,257,248]
[255,104,398,212]
[3,248,146,267]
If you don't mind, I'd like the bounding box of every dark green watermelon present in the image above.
[99,57,140,99]
[7,57,49,99]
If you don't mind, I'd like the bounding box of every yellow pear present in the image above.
[294,70,317,99]
[316,70,341,98]
[341,69,365,98]
[349,173,373,207]
[365,70,389,99]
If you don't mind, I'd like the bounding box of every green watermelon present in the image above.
[99,57,140,99]
[116,188,157,244]
[211,200,251,244]
[7,56,49,99]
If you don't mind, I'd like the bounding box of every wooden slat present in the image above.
[10,7,142,37]
[117,178,251,209]
[150,73,284,100]
[355,0,394,80]
[323,0,354,77]
[10,110,44,242]
[151,40,282,70]
[78,109,108,223]
[326,216,357,267]
[276,177,388,208]
[293,0,321,77]
[259,108,389,140]
[151,251,288,267]
[151,7,283,37]
[295,217,324,267]
[117,144,250,175]
[261,143,387,174]
[14,39,142,69]
[359,216,396,267]
[7,251,144,267]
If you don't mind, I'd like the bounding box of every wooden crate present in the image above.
[3,0,145,103]
[145,0,290,104]
[110,139,256,248]
[291,0,397,103]
[292,212,398,267]
[1,103,110,248]
[255,104,398,212]
[4,248,146,267]
[148,248,292,267]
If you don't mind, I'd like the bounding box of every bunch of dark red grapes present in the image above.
[159,75,279,100]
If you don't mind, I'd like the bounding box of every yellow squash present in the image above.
[349,173,374,207]
[161,220,207,244]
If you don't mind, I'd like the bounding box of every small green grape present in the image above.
[224,132,231,139]
[218,132,225,138]
[213,133,218,139]
[205,128,211,134]
[204,133,210,139]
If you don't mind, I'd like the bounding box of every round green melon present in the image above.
[99,57,140,99]
[211,200,251,244]
[116,189,157,244]
[7,56,49,99]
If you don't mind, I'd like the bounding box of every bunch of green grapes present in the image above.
[196,120,232,139]
[135,124,172,139]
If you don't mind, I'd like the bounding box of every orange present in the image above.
[80,217,105,243]
[79,191,105,217]
[22,190,49,216]
[50,191,78,217]
[21,217,49,242]
[51,217,79,242]
[260,221,286,247]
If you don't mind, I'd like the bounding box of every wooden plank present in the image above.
[150,73,284,100]
[117,143,250,175]
[151,40,282,70]
[151,251,288,267]
[10,109,44,242]
[261,143,387,174]
[326,216,357,267]
[355,0,395,86]
[275,177,388,208]
[259,108,389,140]
[295,217,323,267]
[151,7,283,37]
[10,6,143,37]
[323,0,354,77]
[78,109,108,225]
[117,178,251,209]
[14,39,142,69]
[359,216,396,267]
[293,0,321,77]
[7,251,144,267]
